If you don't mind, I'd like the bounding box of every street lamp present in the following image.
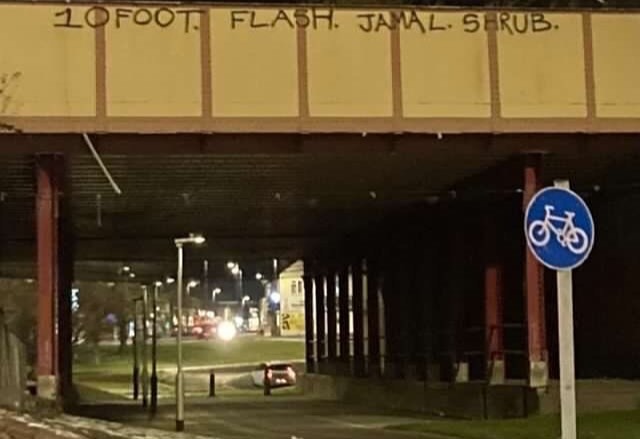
[211,287,221,302]
[225,262,243,300]
[174,234,205,432]
[255,272,263,281]
[186,280,199,296]
[150,281,162,416]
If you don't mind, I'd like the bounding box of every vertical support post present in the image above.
[132,300,139,400]
[367,259,381,377]
[302,272,316,374]
[523,155,548,388]
[56,157,73,406]
[338,266,350,375]
[150,283,158,415]
[555,180,577,439]
[314,273,326,372]
[36,155,59,400]
[176,244,185,432]
[142,288,149,408]
[352,260,365,377]
[325,270,338,373]
[485,214,505,385]
[485,265,504,384]
[203,260,209,303]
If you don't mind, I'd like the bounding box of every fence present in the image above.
[0,311,27,409]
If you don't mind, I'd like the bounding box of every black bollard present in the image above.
[263,366,271,396]
[209,370,216,397]
[133,365,139,400]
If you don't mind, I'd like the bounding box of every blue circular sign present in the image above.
[524,187,594,271]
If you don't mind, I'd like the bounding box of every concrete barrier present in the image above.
[300,373,537,419]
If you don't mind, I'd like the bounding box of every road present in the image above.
[74,396,443,439]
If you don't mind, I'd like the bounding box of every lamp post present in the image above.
[174,234,206,432]
[150,281,161,416]
[141,286,149,408]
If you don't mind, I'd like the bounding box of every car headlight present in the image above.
[218,321,237,341]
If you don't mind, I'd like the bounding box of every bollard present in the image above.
[150,373,158,415]
[133,365,139,400]
[263,366,271,396]
[209,370,216,397]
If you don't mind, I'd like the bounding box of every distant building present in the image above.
[278,260,305,336]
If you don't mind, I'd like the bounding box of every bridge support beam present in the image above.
[338,266,350,375]
[36,155,73,403]
[485,214,505,385]
[314,273,327,373]
[351,260,365,377]
[303,270,316,374]
[523,155,548,388]
[366,259,381,377]
[325,269,338,374]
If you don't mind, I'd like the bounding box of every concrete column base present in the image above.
[454,362,469,383]
[529,361,549,388]
[487,359,506,385]
[37,375,57,400]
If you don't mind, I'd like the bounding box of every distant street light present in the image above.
[186,280,199,296]
[211,287,222,302]
[166,276,175,284]
[255,272,263,281]
[174,233,205,432]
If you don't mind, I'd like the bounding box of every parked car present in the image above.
[251,362,297,388]
[192,323,217,339]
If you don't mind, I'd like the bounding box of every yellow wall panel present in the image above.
[498,13,586,118]
[307,10,392,117]
[592,14,640,118]
[106,7,202,117]
[210,9,298,117]
[0,5,95,117]
[401,12,490,118]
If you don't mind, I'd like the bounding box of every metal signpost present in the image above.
[524,180,595,439]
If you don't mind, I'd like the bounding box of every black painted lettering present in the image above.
[133,8,153,25]
[356,13,375,32]
[375,13,393,32]
[531,13,553,32]
[272,9,295,28]
[499,12,513,35]
[231,10,249,29]
[428,13,447,31]
[249,11,269,28]
[115,8,133,28]
[85,6,110,28]
[294,9,310,28]
[513,14,529,33]
[312,8,334,30]
[176,10,204,33]
[406,10,426,33]
[155,8,175,28]
[54,8,83,28]
[462,13,480,33]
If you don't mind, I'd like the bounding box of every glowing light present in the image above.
[226,261,236,270]
[166,276,175,284]
[270,292,281,304]
[255,272,263,280]
[218,321,237,341]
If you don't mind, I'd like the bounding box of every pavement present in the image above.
[72,396,444,439]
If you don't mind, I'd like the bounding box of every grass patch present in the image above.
[74,337,304,373]
[74,337,303,400]
[389,410,640,439]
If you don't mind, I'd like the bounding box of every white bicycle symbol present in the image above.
[528,205,589,255]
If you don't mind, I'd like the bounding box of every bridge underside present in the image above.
[1,132,640,404]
